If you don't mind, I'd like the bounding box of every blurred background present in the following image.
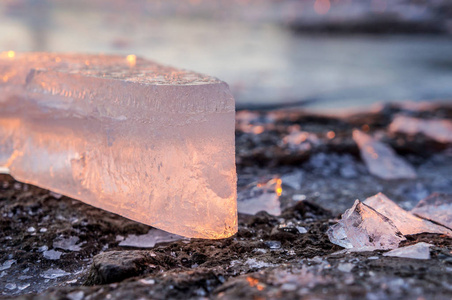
[1,0,451,111]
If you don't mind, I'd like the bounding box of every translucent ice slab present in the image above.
[412,193,452,230]
[0,52,237,239]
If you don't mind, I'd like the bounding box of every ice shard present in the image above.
[0,52,237,239]
[327,200,405,250]
[411,193,452,230]
[383,242,433,260]
[363,193,452,236]
[237,177,282,216]
[352,130,416,180]
[389,115,452,144]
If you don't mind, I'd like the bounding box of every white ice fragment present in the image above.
[139,278,156,285]
[364,193,452,236]
[0,259,16,271]
[281,171,303,190]
[38,245,49,252]
[43,250,63,260]
[297,226,308,234]
[53,236,82,251]
[41,268,71,279]
[389,115,452,144]
[0,271,6,278]
[39,228,47,233]
[27,227,36,233]
[383,242,433,260]
[327,200,405,250]
[411,193,452,230]
[5,283,16,290]
[352,130,416,180]
[265,241,281,249]
[119,229,185,248]
[237,177,282,216]
[337,263,355,272]
[244,258,275,269]
[17,283,30,290]
[367,256,379,260]
[67,291,84,300]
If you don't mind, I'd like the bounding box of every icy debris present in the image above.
[412,193,452,230]
[0,259,16,271]
[389,115,452,144]
[364,193,451,236]
[38,245,49,252]
[353,130,416,180]
[281,171,303,190]
[41,268,71,279]
[296,226,308,234]
[0,271,6,278]
[119,228,185,248]
[237,177,282,216]
[5,283,16,290]
[17,283,30,290]
[139,278,156,285]
[43,250,63,260]
[265,241,282,249]
[245,258,275,269]
[328,200,405,250]
[282,127,319,150]
[67,291,84,300]
[39,228,47,233]
[27,227,36,233]
[383,242,433,260]
[337,263,355,272]
[53,236,83,251]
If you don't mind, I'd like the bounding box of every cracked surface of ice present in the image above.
[363,193,452,236]
[383,242,433,260]
[0,52,237,239]
[328,200,405,250]
[389,115,452,144]
[352,130,416,180]
[411,193,452,230]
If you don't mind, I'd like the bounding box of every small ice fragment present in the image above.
[283,127,319,150]
[0,259,16,271]
[237,178,282,216]
[39,228,47,233]
[17,283,30,290]
[264,241,281,249]
[383,242,433,260]
[281,171,303,190]
[53,236,82,251]
[0,271,6,278]
[41,268,71,279]
[337,263,355,272]
[50,192,63,199]
[115,235,125,242]
[43,250,63,260]
[364,193,451,236]
[139,278,156,285]
[389,115,452,144]
[245,258,275,269]
[293,194,307,201]
[352,130,416,180]
[5,283,16,290]
[296,226,308,234]
[367,256,379,260]
[411,193,452,230]
[38,245,49,252]
[327,200,405,250]
[27,227,36,233]
[67,291,84,300]
[119,228,185,248]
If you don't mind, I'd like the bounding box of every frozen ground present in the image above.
[1,102,452,299]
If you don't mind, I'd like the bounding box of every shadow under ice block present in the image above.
[0,52,237,239]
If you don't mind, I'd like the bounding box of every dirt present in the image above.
[1,102,452,299]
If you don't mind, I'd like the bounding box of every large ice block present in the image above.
[0,52,237,239]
